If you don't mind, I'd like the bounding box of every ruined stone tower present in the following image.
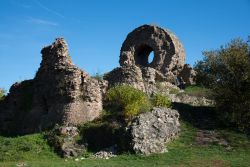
[0,38,103,134]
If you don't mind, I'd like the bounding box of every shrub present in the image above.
[169,88,180,94]
[151,93,171,108]
[106,85,151,119]
[194,38,250,133]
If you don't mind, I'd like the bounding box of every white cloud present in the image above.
[33,0,65,19]
[26,17,59,26]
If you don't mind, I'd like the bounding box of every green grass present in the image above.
[184,85,212,98]
[0,121,249,167]
[0,133,59,162]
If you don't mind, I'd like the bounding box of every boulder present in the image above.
[130,107,180,155]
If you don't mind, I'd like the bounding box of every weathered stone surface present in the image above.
[169,93,214,106]
[105,25,195,95]
[59,126,85,158]
[46,125,85,158]
[179,64,197,85]
[34,38,102,128]
[0,38,103,134]
[120,24,185,79]
[104,65,170,95]
[130,107,180,155]
[104,65,145,92]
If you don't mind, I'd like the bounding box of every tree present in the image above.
[194,38,250,132]
[0,88,6,101]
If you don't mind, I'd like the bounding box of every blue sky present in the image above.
[0,0,250,91]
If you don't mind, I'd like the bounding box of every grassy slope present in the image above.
[0,122,249,167]
[182,85,212,98]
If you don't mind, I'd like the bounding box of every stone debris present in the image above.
[92,151,117,159]
[91,145,118,159]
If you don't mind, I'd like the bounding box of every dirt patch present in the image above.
[195,130,231,150]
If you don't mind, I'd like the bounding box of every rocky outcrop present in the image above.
[130,108,180,155]
[0,38,103,135]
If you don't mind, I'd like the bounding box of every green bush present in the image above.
[151,94,171,108]
[194,38,250,133]
[106,85,151,119]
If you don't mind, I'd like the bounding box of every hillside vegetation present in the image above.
[0,89,249,167]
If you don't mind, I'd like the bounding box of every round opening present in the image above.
[148,52,154,64]
[134,44,154,67]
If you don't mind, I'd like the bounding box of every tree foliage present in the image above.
[194,38,250,132]
[0,88,6,101]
